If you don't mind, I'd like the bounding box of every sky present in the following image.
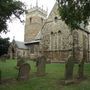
[0,0,56,42]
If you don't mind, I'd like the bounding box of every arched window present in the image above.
[50,32,54,50]
[58,30,62,50]
[41,18,43,23]
[83,35,88,61]
[51,31,53,35]
[54,16,58,22]
[30,17,32,23]
[73,31,78,46]
[50,31,62,51]
[73,31,79,59]
[58,30,61,34]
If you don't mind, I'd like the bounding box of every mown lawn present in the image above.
[0,59,90,90]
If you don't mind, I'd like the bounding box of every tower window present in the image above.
[54,16,58,22]
[55,16,58,20]
[41,18,43,23]
[51,31,53,35]
[58,30,61,33]
[30,17,32,23]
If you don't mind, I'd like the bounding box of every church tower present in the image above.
[24,1,47,42]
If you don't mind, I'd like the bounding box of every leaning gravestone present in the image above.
[17,63,31,80]
[36,55,46,76]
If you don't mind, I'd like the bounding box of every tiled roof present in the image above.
[15,41,28,49]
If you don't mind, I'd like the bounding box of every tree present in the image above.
[57,0,90,30]
[0,37,10,56]
[57,0,90,80]
[0,0,25,33]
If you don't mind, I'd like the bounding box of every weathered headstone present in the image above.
[17,63,31,80]
[36,55,46,76]
[78,59,84,79]
[65,55,74,80]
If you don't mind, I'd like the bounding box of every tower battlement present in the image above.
[28,6,47,15]
[26,6,47,19]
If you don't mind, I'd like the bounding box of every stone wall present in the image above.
[28,44,40,59]
[44,50,71,62]
[40,2,89,62]
[17,49,28,58]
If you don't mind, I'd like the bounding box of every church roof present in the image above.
[25,40,40,45]
[15,41,28,49]
[34,31,41,40]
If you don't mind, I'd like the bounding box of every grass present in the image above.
[0,59,90,90]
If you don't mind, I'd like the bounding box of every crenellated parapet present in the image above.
[27,6,47,17]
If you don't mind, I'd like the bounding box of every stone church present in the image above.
[9,1,90,62]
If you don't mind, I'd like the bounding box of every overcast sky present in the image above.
[0,0,56,42]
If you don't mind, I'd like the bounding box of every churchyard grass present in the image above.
[0,59,90,90]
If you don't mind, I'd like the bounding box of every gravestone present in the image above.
[17,63,31,80]
[36,55,46,76]
[65,55,74,80]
